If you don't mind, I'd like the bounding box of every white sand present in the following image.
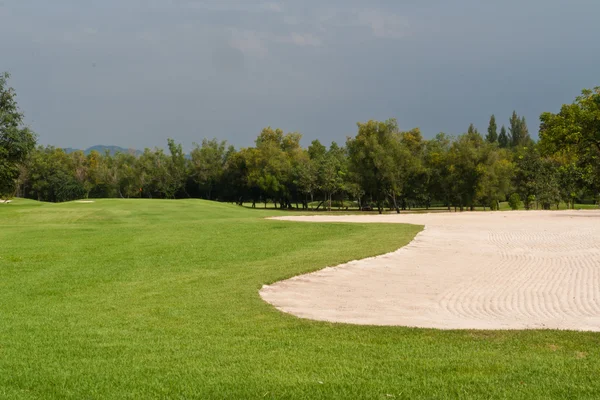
[260,210,600,331]
[76,200,95,203]
[1,200,12,204]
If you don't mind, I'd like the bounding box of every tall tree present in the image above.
[318,142,346,211]
[509,111,531,147]
[424,133,452,210]
[467,123,479,136]
[246,127,291,208]
[498,125,509,148]
[509,111,520,147]
[0,72,36,199]
[486,115,498,143]
[520,116,531,145]
[166,138,187,198]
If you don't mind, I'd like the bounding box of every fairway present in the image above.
[1,200,599,399]
[263,211,600,331]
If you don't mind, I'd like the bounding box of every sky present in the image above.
[1,0,599,151]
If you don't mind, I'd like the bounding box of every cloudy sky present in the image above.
[1,0,599,150]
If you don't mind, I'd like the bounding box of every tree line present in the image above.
[1,73,599,212]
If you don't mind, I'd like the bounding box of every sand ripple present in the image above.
[260,210,600,331]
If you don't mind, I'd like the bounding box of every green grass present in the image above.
[0,199,599,399]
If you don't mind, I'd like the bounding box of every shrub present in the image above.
[508,193,522,210]
[490,200,499,211]
[526,194,537,210]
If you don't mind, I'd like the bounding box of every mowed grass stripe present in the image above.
[0,199,598,399]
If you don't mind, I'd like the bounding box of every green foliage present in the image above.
[512,145,562,210]
[34,148,87,201]
[486,115,498,143]
[346,119,404,213]
[16,87,600,211]
[540,87,600,196]
[498,125,509,148]
[467,123,479,135]
[527,194,537,209]
[509,111,531,147]
[190,138,227,199]
[0,72,36,199]
[508,193,522,210]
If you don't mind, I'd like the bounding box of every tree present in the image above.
[295,151,318,208]
[136,146,180,199]
[308,139,327,161]
[0,72,36,199]
[114,152,140,198]
[190,138,227,199]
[508,193,522,210]
[486,115,498,143]
[398,128,425,210]
[318,142,346,211]
[468,123,479,136]
[424,133,452,210]
[540,87,600,154]
[539,87,600,199]
[70,150,92,198]
[477,147,514,210]
[513,145,541,209]
[166,138,187,198]
[246,127,292,208]
[509,111,531,147]
[556,160,584,209]
[26,147,85,202]
[447,130,487,211]
[520,116,531,145]
[509,111,520,147]
[535,158,561,209]
[498,125,509,148]
[347,119,402,214]
[221,148,248,205]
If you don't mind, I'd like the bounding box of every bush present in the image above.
[526,194,537,210]
[508,193,522,210]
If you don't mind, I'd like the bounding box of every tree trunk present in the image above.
[391,194,400,214]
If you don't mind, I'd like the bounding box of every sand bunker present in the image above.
[75,200,95,203]
[260,210,600,331]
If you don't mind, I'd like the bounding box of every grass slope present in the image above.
[0,200,598,399]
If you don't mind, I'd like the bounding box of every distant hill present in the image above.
[62,145,143,156]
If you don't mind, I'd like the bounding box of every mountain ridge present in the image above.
[62,145,143,156]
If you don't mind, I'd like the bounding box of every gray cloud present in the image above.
[1,0,599,151]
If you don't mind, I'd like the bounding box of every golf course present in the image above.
[1,199,599,399]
